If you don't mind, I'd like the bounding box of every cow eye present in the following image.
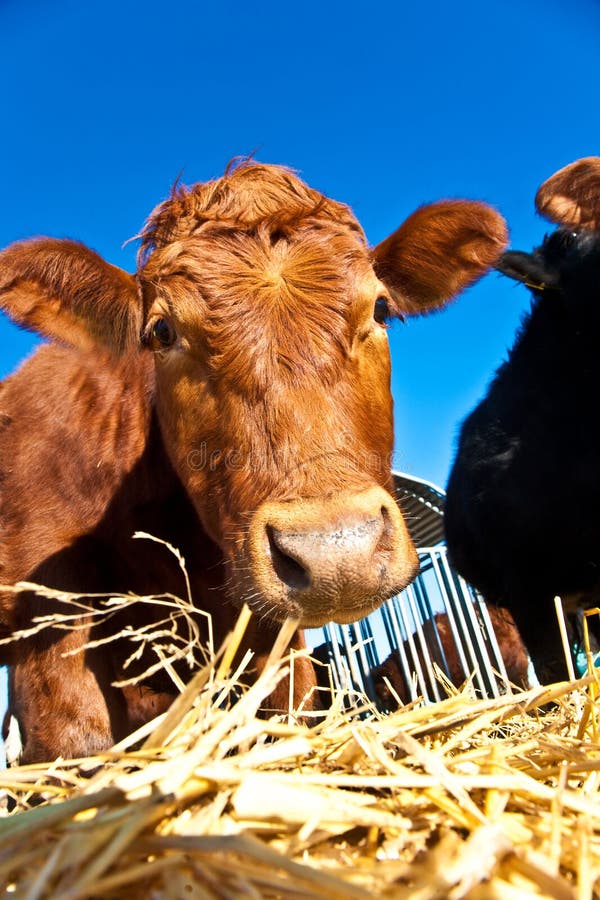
[149,317,177,350]
[374,296,391,325]
[557,230,579,251]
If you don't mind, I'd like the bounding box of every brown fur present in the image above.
[0,161,507,762]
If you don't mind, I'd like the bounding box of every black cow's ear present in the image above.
[496,251,559,290]
[536,157,600,231]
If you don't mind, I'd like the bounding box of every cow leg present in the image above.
[8,631,126,764]
[510,605,573,685]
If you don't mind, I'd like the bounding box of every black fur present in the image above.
[445,227,600,682]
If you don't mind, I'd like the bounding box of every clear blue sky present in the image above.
[2,0,599,490]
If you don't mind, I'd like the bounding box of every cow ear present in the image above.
[372,200,508,317]
[536,157,600,231]
[0,238,142,354]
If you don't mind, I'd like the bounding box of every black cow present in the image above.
[445,157,600,683]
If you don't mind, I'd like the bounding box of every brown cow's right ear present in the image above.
[0,238,142,354]
[373,200,509,318]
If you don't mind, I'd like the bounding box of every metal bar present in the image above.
[319,624,347,692]
[414,554,453,680]
[405,583,443,702]
[429,550,471,680]
[358,616,380,669]
[377,597,418,703]
[472,590,512,690]
[348,620,378,691]
[444,562,504,698]
[436,550,497,698]
[394,591,429,701]
[338,624,366,692]
[358,617,380,699]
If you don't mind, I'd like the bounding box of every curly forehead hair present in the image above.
[137,159,365,265]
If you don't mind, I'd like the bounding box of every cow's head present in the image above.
[0,161,507,627]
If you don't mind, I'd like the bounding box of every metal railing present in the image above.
[308,546,530,708]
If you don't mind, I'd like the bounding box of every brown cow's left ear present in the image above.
[0,238,142,354]
[373,200,509,317]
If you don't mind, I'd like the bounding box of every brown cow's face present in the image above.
[0,161,508,627]
[140,223,416,626]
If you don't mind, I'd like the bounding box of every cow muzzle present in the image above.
[243,485,419,627]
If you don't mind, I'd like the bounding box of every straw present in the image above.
[2,586,600,897]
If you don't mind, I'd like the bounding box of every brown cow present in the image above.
[372,605,530,708]
[0,161,507,763]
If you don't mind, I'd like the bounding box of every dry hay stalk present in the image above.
[2,591,600,896]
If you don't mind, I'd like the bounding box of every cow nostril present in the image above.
[266,526,312,592]
[376,505,394,553]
